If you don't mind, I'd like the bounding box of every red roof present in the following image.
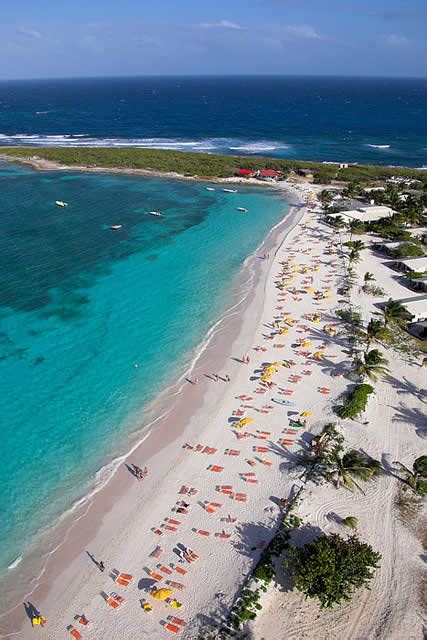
[235,168,253,176]
[259,169,281,177]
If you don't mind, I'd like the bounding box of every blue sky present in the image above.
[1,0,426,79]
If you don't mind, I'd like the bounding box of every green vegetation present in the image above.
[381,299,412,326]
[2,146,427,184]
[389,242,424,258]
[406,271,427,280]
[337,383,374,419]
[341,516,358,529]
[393,456,427,496]
[326,449,382,494]
[353,349,390,382]
[285,533,381,608]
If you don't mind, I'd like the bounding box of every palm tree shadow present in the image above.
[387,374,426,403]
[391,403,427,439]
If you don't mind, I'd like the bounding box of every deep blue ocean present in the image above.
[0,76,426,167]
[0,160,287,577]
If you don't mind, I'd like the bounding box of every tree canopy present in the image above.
[285,533,381,608]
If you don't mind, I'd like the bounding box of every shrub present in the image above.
[341,516,358,529]
[389,242,424,258]
[337,384,374,419]
[285,533,381,608]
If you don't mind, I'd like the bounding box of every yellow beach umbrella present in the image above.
[300,411,313,417]
[261,374,272,381]
[280,329,289,335]
[151,588,172,600]
[264,365,276,373]
[302,342,313,348]
[170,600,182,609]
[273,361,283,366]
[240,417,253,426]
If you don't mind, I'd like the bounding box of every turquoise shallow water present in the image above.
[0,162,288,572]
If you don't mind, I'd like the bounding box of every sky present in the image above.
[0,0,426,79]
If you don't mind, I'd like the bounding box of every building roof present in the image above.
[397,257,427,272]
[393,294,427,320]
[259,169,281,177]
[337,205,396,222]
[235,168,253,176]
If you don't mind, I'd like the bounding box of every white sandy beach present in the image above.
[2,181,425,640]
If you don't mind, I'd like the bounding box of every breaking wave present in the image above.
[0,134,291,156]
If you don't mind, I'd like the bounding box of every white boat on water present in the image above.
[236,207,248,212]
[55,200,68,207]
[149,211,163,217]
[222,188,237,193]
[110,225,123,230]
[206,187,215,191]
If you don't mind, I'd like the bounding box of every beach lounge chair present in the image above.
[208,465,224,472]
[167,580,185,590]
[68,626,82,639]
[164,623,180,634]
[234,493,247,502]
[173,565,187,575]
[115,577,130,587]
[150,572,164,581]
[195,529,210,536]
[167,519,181,526]
[106,594,124,608]
[150,546,163,558]
[119,573,133,581]
[168,616,187,626]
[159,565,173,575]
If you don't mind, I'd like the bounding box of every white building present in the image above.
[393,295,427,322]
[326,204,396,225]
[396,256,427,273]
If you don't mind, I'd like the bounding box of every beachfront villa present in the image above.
[395,256,427,274]
[326,204,396,225]
[392,294,427,322]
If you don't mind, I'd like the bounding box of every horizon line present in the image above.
[1,72,427,83]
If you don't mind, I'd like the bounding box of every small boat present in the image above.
[236,207,248,212]
[110,225,123,230]
[206,187,215,191]
[55,200,68,207]
[222,188,237,193]
[148,211,163,217]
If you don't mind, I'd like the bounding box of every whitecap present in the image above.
[366,144,391,149]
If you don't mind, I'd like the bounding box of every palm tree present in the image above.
[347,240,366,252]
[363,272,375,285]
[364,319,391,351]
[382,299,412,326]
[393,456,427,496]
[326,449,381,495]
[354,349,390,382]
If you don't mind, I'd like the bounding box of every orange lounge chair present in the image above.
[115,578,130,587]
[69,628,82,639]
[179,486,190,494]
[195,529,210,536]
[203,447,217,455]
[75,616,89,626]
[246,478,258,484]
[216,531,231,539]
[119,573,133,581]
[159,565,173,575]
[169,616,187,626]
[208,465,224,472]
[164,623,180,633]
[150,546,163,558]
[253,446,268,453]
[150,572,163,581]
[107,595,124,609]
[234,493,247,502]
[167,519,181,526]
[173,565,187,575]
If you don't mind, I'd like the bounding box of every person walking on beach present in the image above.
[99,561,105,572]
[225,374,230,383]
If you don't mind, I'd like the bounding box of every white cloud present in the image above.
[17,27,42,39]
[195,19,243,30]
[381,34,409,47]
[285,24,321,39]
